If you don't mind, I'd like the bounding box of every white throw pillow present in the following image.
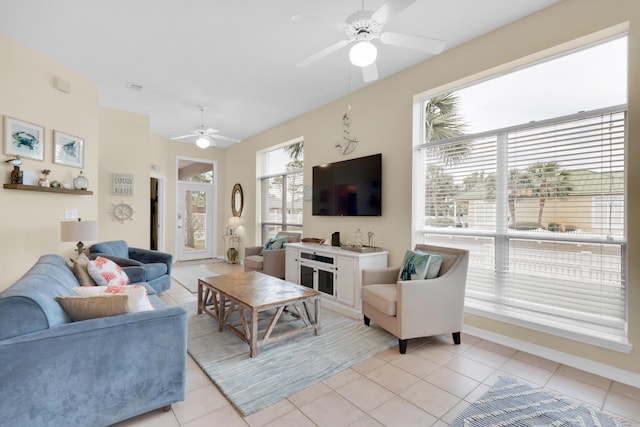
[72,285,154,312]
[88,256,130,287]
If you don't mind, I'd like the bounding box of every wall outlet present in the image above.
[64,209,78,220]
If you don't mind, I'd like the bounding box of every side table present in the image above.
[224,234,240,263]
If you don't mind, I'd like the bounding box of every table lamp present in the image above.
[228,216,241,234]
[61,218,97,255]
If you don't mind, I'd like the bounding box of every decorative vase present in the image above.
[73,171,89,190]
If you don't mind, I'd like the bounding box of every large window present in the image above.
[413,36,628,350]
[258,139,304,243]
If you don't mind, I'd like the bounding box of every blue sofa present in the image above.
[89,240,172,294]
[0,254,187,427]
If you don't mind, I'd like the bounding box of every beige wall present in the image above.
[223,0,640,378]
[1,0,639,384]
[0,34,99,288]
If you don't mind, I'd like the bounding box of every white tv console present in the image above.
[285,242,388,319]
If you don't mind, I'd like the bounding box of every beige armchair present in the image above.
[243,232,301,279]
[361,244,469,354]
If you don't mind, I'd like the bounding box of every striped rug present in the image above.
[451,376,634,426]
[186,304,397,416]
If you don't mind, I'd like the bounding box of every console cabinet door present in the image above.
[336,256,356,305]
[285,246,299,283]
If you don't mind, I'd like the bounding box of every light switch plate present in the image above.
[64,209,78,220]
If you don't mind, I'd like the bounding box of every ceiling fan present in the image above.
[170,106,239,148]
[295,0,446,83]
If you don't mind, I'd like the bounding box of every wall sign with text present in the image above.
[113,173,134,196]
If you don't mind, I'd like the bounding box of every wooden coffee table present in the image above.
[197,271,321,357]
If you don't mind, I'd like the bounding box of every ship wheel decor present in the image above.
[111,201,136,223]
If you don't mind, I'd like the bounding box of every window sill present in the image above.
[465,305,632,354]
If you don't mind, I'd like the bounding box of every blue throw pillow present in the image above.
[259,235,290,256]
[397,250,443,281]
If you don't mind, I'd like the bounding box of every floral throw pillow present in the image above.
[88,256,130,287]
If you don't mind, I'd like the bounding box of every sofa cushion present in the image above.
[72,285,154,312]
[71,253,97,286]
[88,257,131,287]
[362,284,397,316]
[144,262,168,281]
[56,294,129,321]
[244,255,263,270]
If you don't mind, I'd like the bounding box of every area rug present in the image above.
[187,305,397,416]
[171,265,217,293]
[451,376,635,426]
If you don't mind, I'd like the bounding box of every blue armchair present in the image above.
[89,240,172,294]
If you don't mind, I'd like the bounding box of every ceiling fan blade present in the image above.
[380,32,446,54]
[211,134,241,143]
[371,0,417,25]
[204,128,219,135]
[170,134,196,140]
[362,62,378,83]
[296,39,350,68]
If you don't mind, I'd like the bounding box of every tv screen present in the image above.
[312,153,382,216]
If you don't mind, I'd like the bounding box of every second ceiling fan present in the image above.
[170,106,239,148]
[296,0,446,82]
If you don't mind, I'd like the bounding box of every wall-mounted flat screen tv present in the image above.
[312,153,382,216]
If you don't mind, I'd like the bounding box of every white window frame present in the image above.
[412,37,630,353]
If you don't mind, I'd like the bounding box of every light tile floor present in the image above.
[111,262,640,427]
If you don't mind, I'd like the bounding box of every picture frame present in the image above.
[53,130,84,168]
[3,116,45,161]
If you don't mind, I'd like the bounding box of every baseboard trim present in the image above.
[464,325,640,389]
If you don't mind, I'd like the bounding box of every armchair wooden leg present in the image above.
[399,339,408,354]
[363,315,370,326]
[162,405,171,412]
[452,332,461,345]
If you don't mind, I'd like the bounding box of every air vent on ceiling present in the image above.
[126,82,144,91]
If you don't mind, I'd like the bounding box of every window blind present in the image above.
[416,107,627,346]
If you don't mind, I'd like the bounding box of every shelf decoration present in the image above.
[73,171,89,190]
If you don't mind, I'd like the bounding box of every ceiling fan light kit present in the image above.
[170,106,240,148]
[349,41,377,67]
[196,135,210,149]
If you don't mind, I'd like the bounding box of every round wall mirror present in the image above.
[231,183,244,217]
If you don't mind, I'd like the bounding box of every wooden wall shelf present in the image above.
[3,184,93,195]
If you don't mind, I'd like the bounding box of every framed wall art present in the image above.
[53,130,84,168]
[3,116,45,161]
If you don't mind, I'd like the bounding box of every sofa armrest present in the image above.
[0,306,187,427]
[122,266,147,286]
[245,246,263,257]
[261,249,286,278]
[362,267,401,286]
[129,247,173,275]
